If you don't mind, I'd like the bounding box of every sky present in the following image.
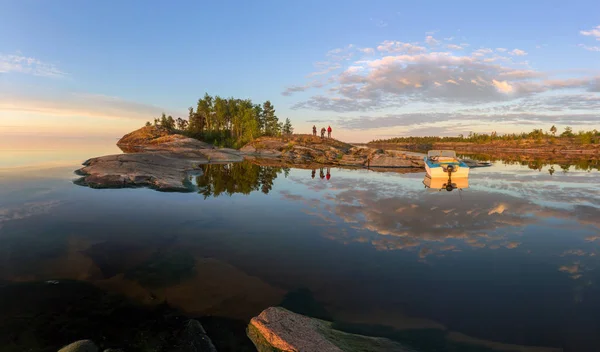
[1,0,599,144]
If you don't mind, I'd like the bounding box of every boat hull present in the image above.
[424,158,470,178]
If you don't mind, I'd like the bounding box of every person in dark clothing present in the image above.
[311,169,316,179]
[320,127,326,139]
[327,125,332,138]
[319,168,325,179]
[312,125,317,136]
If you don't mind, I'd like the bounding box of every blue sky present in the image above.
[1,0,599,143]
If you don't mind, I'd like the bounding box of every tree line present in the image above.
[370,126,600,145]
[146,93,293,148]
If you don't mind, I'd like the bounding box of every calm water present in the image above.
[1,145,600,351]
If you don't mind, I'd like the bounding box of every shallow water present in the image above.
[1,146,600,351]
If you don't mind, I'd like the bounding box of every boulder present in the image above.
[58,340,98,352]
[75,134,243,192]
[247,307,413,352]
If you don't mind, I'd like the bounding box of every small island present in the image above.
[74,94,598,192]
[74,93,432,191]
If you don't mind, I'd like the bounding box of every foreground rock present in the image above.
[247,307,413,352]
[58,340,98,352]
[57,321,218,352]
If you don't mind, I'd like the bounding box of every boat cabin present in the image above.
[427,150,458,162]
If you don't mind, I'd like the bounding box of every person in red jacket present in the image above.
[327,125,332,138]
[326,167,331,180]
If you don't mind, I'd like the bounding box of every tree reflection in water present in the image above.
[195,161,288,198]
[460,152,600,172]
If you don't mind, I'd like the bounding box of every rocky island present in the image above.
[74,126,427,192]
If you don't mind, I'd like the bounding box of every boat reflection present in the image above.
[423,174,469,192]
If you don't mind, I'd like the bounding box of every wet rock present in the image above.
[173,319,218,352]
[58,340,98,352]
[248,307,413,352]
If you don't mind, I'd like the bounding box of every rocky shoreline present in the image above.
[74,127,432,192]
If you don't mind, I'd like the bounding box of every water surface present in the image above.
[1,145,599,351]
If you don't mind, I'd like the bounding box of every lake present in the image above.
[1,144,599,351]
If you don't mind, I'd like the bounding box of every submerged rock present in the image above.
[58,340,98,352]
[173,319,218,352]
[247,307,413,352]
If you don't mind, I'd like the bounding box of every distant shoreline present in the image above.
[367,142,600,156]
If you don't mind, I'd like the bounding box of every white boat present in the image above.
[424,150,470,178]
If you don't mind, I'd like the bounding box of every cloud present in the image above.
[303,182,541,252]
[282,79,329,96]
[0,91,180,121]
[375,20,388,28]
[0,201,61,229]
[292,95,387,112]
[376,41,426,54]
[492,79,514,93]
[336,111,600,130]
[472,48,493,57]
[291,49,598,113]
[370,18,388,28]
[283,31,600,128]
[307,64,342,77]
[425,36,440,46]
[509,49,528,56]
[0,53,66,77]
[580,25,600,40]
[326,45,356,61]
[447,44,465,50]
[279,190,305,201]
[578,44,600,52]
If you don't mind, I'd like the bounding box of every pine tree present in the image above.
[262,101,279,136]
[197,93,213,131]
[253,104,264,134]
[176,117,188,130]
[166,115,176,130]
[282,118,293,135]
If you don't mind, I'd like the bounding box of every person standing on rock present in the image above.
[312,125,317,136]
[326,167,331,180]
[320,168,325,179]
[311,169,316,179]
[320,127,326,139]
[327,125,332,138]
